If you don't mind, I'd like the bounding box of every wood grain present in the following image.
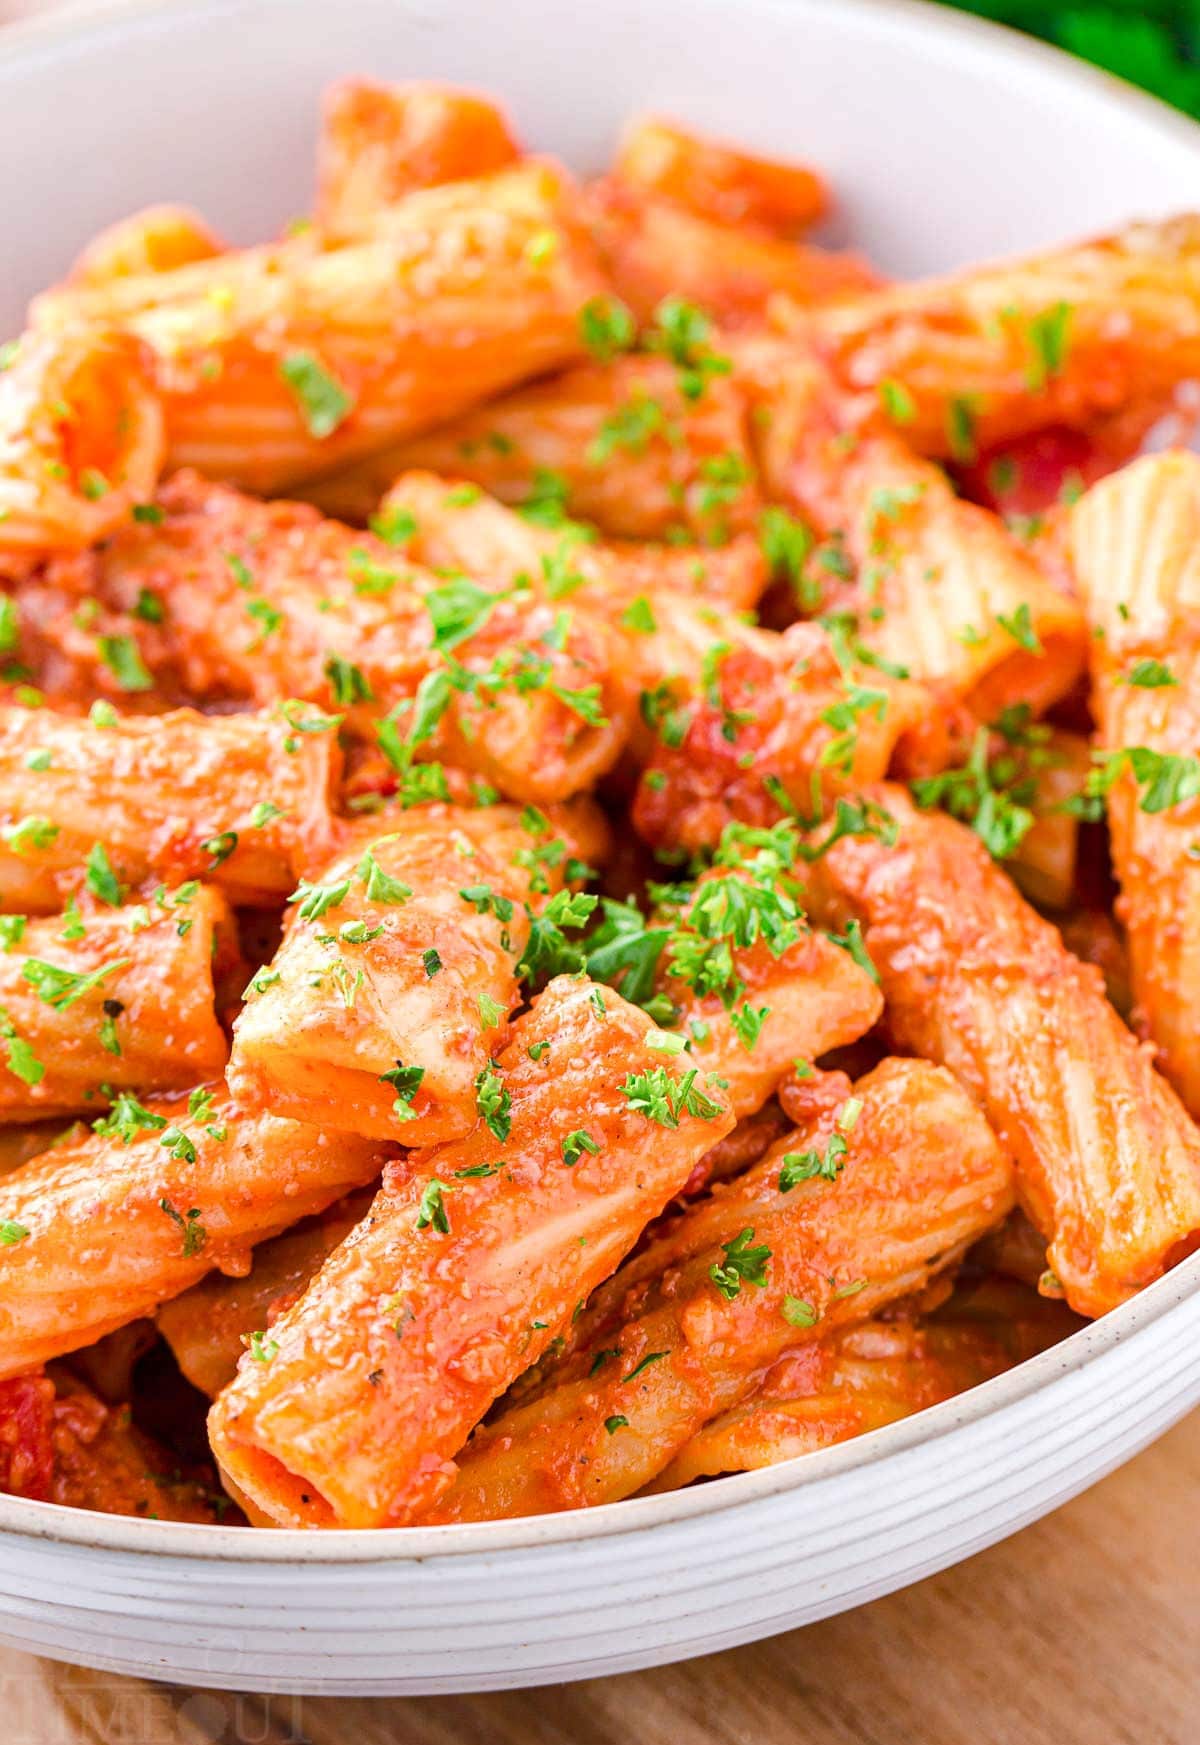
[1,1409,1196,1745]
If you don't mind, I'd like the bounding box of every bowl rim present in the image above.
[8,0,1200,165]
[3,1247,1199,1560]
[3,0,1200,1565]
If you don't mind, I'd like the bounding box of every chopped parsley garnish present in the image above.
[324,654,374,705]
[589,392,665,463]
[1085,746,1200,816]
[132,587,164,624]
[159,1198,207,1259]
[995,601,1043,654]
[368,504,417,547]
[347,549,400,596]
[339,919,383,944]
[646,297,731,400]
[1024,301,1072,390]
[79,469,110,501]
[585,899,671,1009]
[93,1092,167,1144]
[946,395,978,463]
[561,1129,601,1166]
[0,1219,30,1245]
[278,350,355,438]
[415,1178,451,1234]
[278,699,343,735]
[878,377,917,424]
[475,1059,512,1142]
[0,598,19,656]
[578,296,636,363]
[460,884,515,922]
[289,876,352,920]
[518,468,590,534]
[422,948,443,978]
[22,955,128,1010]
[620,1064,723,1127]
[778,1129,848,1189]
[59,896,85,942]
[160,1125,197,1164]
[0,916,27,954]
[622,1350,669,1383]
[517,888,598,985]
[356,849,412,905]
[202,831,238,867]
[551,682,607,726]
[800,794,898,863]
[1123,658,1177,689]
[250,801,285,828]
[85,842,124,907]
[4,817,59,854]
[729,1001,769,1051]
[620,595,658,634]
[425,576,500,652]
[709,1227,771,1300]
[760,505,815,600]
[380,1062,425,1120]
[97,635,154,693]
[911,722,1039,861]
[826,919,878,982]
[645,1029,686,1054]
[781,1296,819,1328]
[0,1007,41,1086]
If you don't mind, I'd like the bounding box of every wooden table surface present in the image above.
[1,1409,1195,1745]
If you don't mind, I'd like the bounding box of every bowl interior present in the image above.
[4,0,1200,331]
[1,0,1200,1561]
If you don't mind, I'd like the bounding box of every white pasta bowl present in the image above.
[3,0,1200,1697]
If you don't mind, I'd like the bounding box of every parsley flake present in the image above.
[709,1227,771,1299]
[279,350,355,438]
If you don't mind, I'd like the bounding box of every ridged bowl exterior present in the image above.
[2,1262,1199,1693]
[2,0,1200,1695]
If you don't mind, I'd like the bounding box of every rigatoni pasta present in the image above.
[784,428,1087,720]
[316,80,521,237]
[1072,452,1200,1119]
[41,469,629,803]
[229,799,607,1142]
[66,205,225,289]
[419,1058,1013,1520]
[611,116,829,236]
[0,702,340,909]
[0,329,164,563]
[0,1090,386,1378]
[209,976,734,1526]
[157,1192,373,1400]
[587,177,877,327]
[139,162,604,493]
[4,78,1200,1533]
[0,890,234,1121]
[804,787,1200,1317]
[787,214,1200,459]
[311,353,763,542]
[645,1276,1081,1491]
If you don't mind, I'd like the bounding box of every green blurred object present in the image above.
[939,1,1200,119]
